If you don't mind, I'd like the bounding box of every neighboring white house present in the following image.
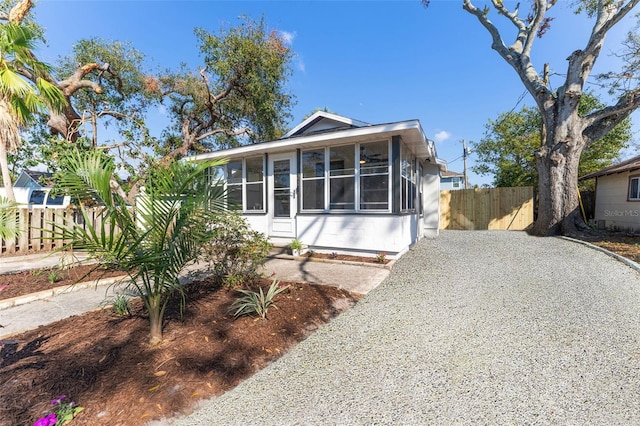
[579,155,640,231]
[190,111,447,259]
[440,170,465,190]
[0,170,71,208]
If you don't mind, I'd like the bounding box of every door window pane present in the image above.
[329,145,355,209]
[273,160,290,189]
[273,159,290,217]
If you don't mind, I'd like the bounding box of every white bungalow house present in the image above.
[579,155,640,231]
[190,111,446,259]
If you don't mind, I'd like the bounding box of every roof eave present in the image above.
[190,120,442,164]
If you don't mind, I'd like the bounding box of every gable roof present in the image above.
[579,155,640,180]
[191,112,446,170]
[283,111,371,138]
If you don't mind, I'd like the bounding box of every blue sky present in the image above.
[33,0,640,186]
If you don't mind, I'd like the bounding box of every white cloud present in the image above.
[277,30,296,46]
[434,130,451,143]
[296,55,306,73]
[276,31,304,72]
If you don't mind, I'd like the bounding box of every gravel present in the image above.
[164,230,640,425]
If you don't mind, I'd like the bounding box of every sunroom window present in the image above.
[222,157,265,212]
[301,141,390,212]
[226,161,243,209]
[245,156,264,211]
[401,147,416,211]
[302,150,325,210]
[360,141,389,210]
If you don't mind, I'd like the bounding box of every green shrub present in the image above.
[227,279,289,319]
[111,293,131,316]
[200,213,272,287]
[47,270,60,284]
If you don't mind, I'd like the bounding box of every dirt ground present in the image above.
[0,267,360,425]
[574,231,640,263]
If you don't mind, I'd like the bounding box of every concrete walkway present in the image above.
[0,253,390,339]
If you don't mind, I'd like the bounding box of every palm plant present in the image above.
[0,22,65,200]
[0,194,19,240]
[53,149,226,345]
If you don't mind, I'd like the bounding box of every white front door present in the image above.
[269,153,297,238]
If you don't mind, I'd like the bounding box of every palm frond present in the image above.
[36,77,66,113]
[0,195,19,239]
[0,67,31,98]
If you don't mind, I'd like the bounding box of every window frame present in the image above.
[629,175,640,201]
[244,156,266,212]
[400,146,417,213]
[301,149,326,212]
[300,140,391,213]
[222,156,266,213]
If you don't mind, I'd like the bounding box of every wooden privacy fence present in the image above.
[1,207,106,256]
[440,186,534,230]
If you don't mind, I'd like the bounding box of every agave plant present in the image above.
[53,149,226,345]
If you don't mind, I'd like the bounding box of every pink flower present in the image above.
[33,413,56,426]
[51,395,66,406]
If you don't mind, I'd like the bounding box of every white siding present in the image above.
[594,172,640,231]
[295,214,416,257]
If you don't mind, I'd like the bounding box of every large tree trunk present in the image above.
[0,98,19,202]
[0,142,15,202]
[530,105,587,236]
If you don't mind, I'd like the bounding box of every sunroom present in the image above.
[191,111,446,259]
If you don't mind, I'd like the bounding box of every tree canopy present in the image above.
[473,94,633,190]
[1,1,296,204]
[151,16,295,160]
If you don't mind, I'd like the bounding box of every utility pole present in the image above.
[461,139,470,189]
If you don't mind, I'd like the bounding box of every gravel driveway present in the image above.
[166,230,640,425]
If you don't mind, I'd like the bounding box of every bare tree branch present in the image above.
[463,0,551,100]
[582,87,640,142]
[195,127,248,142]
[7,0,32,24]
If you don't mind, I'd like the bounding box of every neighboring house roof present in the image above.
[579,155,640,180]
[14,170,54,188]
[191,112,447,171]
[441,170,464,179]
